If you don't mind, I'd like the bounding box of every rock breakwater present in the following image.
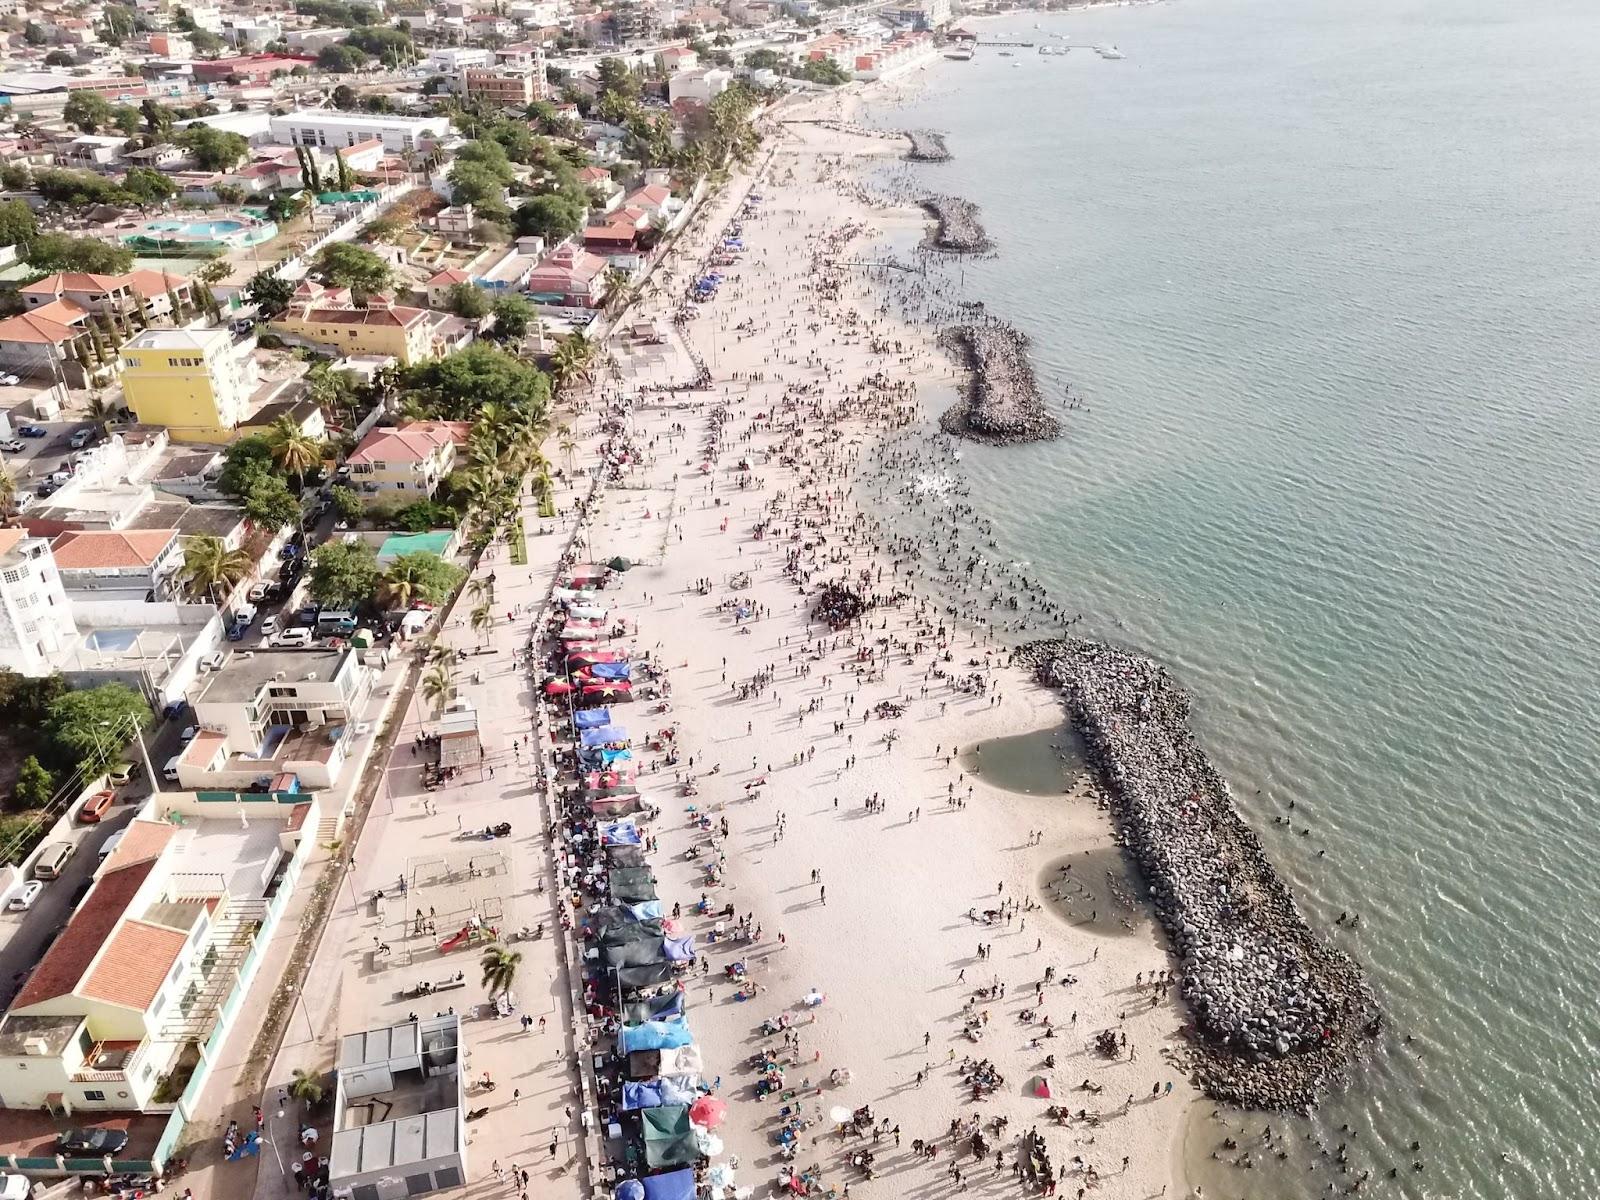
[938,324,1061,444]
[920,195,989,252]
[905,129,953,161]
[1016,638,1377,1112]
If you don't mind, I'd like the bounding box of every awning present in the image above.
[573,708,612,729]
[640,1105,700,1169]
[616,961,674,989]
[584,662,633,682]
[600,819,641,846]
[610,867,658,903]
[581,723,630,746]
[624,991,684,1024]
[641,1168,696,1200]
[619,1017,693,1053]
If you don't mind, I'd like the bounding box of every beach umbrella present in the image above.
[1024,1075,1052,1099]
[828,1105,853,1125]
[615,1181,645,1200]
[689,1096,728,1130]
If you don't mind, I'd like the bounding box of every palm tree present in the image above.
[264,416,323,496]
[426,641,454,669]
[289,1067,323,1108]
[181,534,253,603]
[468,576,494,609]
[601,266,631,313]
[480,945,521,997]
[421,662,456,718]
[558,433,578,473]
[470,602,493,647]
[378,557,428,610]
[86,393,121,439]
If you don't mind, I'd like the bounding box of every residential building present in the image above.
[656,45,699,73]
[0,802,320,1115]
[422,46,491,72]
[270,111,451,154]
[225,18,283,51]
[0,308,90,384]
[668,66,733,107]
[431,205,477,244]
[269,302,465,367]
[120,329,259,444]
[526,245,609,309]
[21,269,194,323]
[461,64,545,107]
[0,531,77,677]
[50,529,186,603]
[330,1015,465,1198]
[345,420,471,500]
[177,648,373,789]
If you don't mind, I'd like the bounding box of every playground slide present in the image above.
[439,926,472,952]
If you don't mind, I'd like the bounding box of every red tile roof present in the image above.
[12,861,156,1010]
[102,820,177,872]
[348,420,472,466]
[0,311,79,346]
[51,529,177,570]
[80,920,187,1012]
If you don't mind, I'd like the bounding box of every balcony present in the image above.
[72,1040,146,1086]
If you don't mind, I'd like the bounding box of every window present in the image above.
[83,1090,105,1102]
[142,1063,154,1081]
[150,993,167,1018]
[268,686,299,698]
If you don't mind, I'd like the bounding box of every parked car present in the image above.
[226,618,248,642]
[17,424,47,438]
[199,651,226,672]
[261,615,281,638]
[179,725,198,743]
[57,1128,130,1155]
[12,493,34,513]
[0,438,23,452]
[247,580,284,603]
[275,627,314,648]
[0,373,20,387]
[79,789,115,823]
[108,761,139,786]
[35,480,59,498]
[295,605,319,627]
[6,881,43,912]
[68,429,93,449]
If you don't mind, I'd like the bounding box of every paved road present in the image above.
[0,802,140,1010]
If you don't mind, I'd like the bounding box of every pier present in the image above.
[977,39,1037,47]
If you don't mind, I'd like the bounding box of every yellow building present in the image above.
[120,328,259,444]
[269,301,456,367]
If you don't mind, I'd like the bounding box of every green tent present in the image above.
[640,1105,699,1169]
[607,556,634,571]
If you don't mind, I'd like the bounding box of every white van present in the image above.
[163,753,182,782]
[275,628,313,648]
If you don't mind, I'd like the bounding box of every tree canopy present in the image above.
[309,541,380,608]
[314,242,392,297]
[397,344,551,422]
[445,283,490,319]
[47,683,150,775]
[63,92,114,134]
[246,269,296,317]
[177,124,249,171]
[0,201,38,252]
[377,553,463,608]
[489,294,533,342]
[25,233,134,276]
[316,43,371,73]
[513,194,584,244]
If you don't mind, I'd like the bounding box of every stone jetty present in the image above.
[938,324,1061,444]
[1016,638,1378,1112]
[905,129,953,161]
[920,195,989,252]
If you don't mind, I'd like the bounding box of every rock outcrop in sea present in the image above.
[905,129,952,161]
[1016,638,1378,1112]
[938,324,1061,444]
[920,195,989,252]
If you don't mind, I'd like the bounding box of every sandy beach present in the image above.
[551,81,1198,1199]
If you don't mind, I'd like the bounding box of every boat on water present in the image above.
[944,46,974,60]
[1095,44,1126,59]
[998,50,1012,57]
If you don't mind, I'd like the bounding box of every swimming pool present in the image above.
[121,213,278,252]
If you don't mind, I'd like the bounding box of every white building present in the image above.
[270,111,452,154]
[668,67,733,106]
[176,647,373,790]
[0,531,76,677]
[423,46,491,73]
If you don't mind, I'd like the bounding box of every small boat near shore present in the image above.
[1095,44,1126,59]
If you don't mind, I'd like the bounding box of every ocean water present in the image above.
[868,1,1600,1196]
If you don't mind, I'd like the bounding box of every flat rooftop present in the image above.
[333,1015,461,1181]
[161,819,289,900]
[193,648,351,704]
[0,1013,82,1057]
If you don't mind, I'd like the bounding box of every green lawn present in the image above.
[509,519,528,565]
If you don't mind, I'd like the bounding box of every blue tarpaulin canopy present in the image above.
[662,935,696,962]
[642,1169,696,1200]
[619,1017,693,1053]
[600,820,641,846]
[600,748,633,766]
[581,723,630,746]
[574,709,612,729]
[587,662,633,681]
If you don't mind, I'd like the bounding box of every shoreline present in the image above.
[554,80,1199,1200]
